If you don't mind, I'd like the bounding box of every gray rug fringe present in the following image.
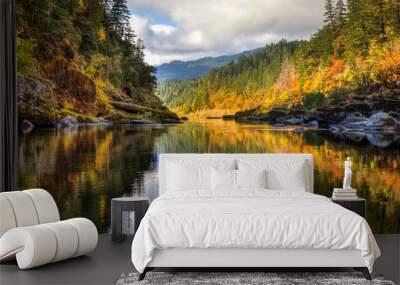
[116,271,395,285]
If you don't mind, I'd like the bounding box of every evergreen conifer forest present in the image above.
[158,0,400,119]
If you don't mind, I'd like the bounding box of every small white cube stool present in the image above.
[0,189,98,269]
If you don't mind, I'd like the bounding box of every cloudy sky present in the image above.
[128,0,325,66]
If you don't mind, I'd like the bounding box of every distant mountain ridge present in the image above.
[155,48,261,82]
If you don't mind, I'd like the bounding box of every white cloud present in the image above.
[128,0,325,65]
[143,49,207,67]
[186,30,204,46]
[150,24,177,36]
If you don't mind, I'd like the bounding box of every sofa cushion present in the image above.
[0,189,60,238]
[0,196,17,237]
[24,189,60,224]
[0,191,39,227]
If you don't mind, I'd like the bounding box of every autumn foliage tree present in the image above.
[16,0,156,100]
[158,0,400,116]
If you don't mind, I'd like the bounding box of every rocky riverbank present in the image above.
[234,93,400,127]
[233,93,400,147]
[18,75,180,133]
[327,112,400,147]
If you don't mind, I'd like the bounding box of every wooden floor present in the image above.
[0,234,399,285]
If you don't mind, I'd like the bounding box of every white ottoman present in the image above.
[0,189,98,269]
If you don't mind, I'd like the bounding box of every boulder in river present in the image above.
[285,117,304,125]
[329,124,347,134]
[263,109,287,123]
[364,112,400,131]
[222,115,235,120]
[366,132,400,148]
[57,115,78,128]
[293,127,304,133]
[332,112,367,130]
[329,128,400,148]
[329,112,400,132]
[309,106,347,127]
[235,107,288,123]
[342,131,367,144]
[305,120,319,128]
[388,111,400,121]
[161,118,181,124]
[272,123,286,128]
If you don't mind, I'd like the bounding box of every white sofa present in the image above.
[0,189,98,269]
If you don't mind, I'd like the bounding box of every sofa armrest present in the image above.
[0,226,57,268]
[0,218,98,269]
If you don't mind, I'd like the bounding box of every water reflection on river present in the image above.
[18,120,400,233]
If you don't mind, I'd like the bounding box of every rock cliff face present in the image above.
[46,58,97,112]
[17,75,57,125]
[17,38,179,127]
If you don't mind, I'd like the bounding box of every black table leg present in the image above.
[111,201,122,242]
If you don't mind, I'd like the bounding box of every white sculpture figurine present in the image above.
[343,157,352,189]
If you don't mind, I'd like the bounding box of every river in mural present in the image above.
[18,120,400,234]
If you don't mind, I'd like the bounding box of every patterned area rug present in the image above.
[116,272,395,285]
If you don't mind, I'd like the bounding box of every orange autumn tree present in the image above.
[302,58,346,96]
[265,61,302,109]
[374,38,400,89]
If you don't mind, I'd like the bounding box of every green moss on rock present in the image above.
[17,75,58,125]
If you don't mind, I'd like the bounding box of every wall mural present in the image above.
[17,0,399,234]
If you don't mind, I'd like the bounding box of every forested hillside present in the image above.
[16,0,178,127]
[158,41,302,113]
[158,0,400,118]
